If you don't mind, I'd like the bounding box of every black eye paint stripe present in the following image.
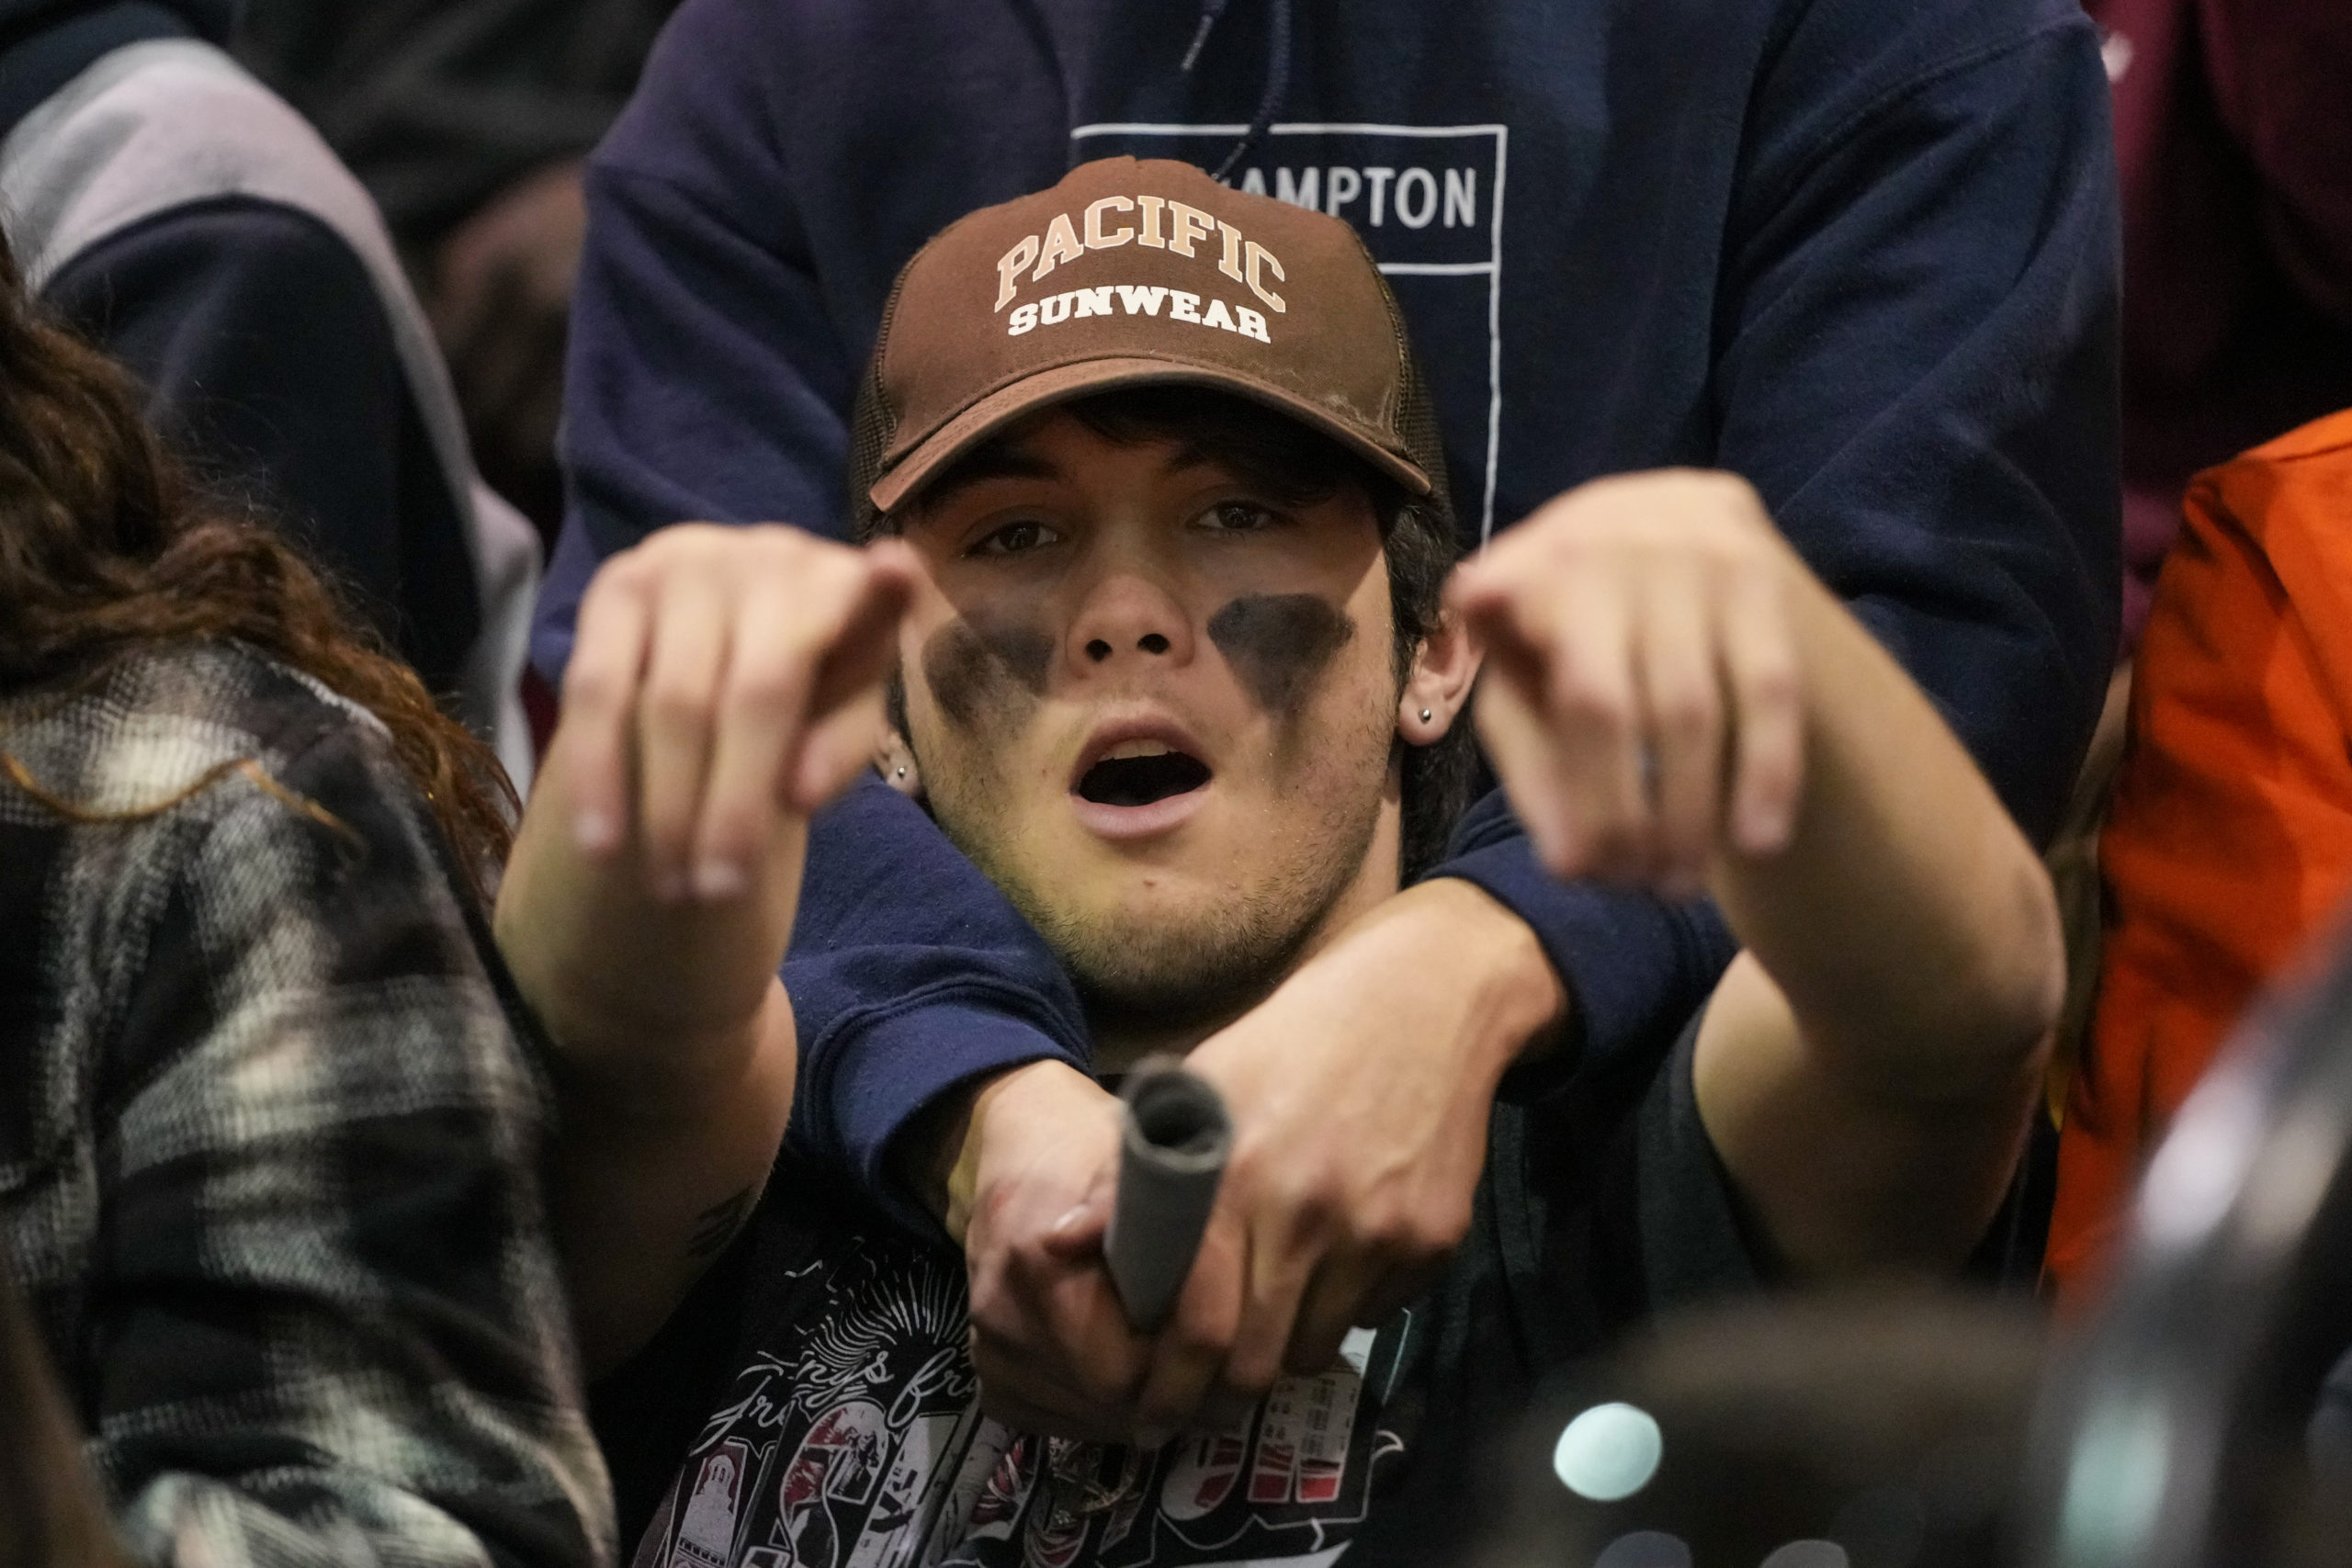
[1207,594,1355,716]
[922,614,1054,730]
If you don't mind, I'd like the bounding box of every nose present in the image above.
[1066,570,1194,676]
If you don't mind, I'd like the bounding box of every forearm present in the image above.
[552,987,795,1373]
[1437,787,1737,1076]
[497,750,800,1368]
[1712,565,2063,1094]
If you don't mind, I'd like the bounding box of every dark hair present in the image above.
[0,236,514,898]
[875,385,1476,880]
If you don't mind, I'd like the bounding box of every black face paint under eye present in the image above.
[922,612,1054,730]
[1207,593,1356,716]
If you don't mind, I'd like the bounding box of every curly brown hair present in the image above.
[0,235,514,896]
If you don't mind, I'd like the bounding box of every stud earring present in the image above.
[895,767,907,777]
[1419,708,1432,722]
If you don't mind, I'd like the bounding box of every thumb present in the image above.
[1043,1160,1115,1260]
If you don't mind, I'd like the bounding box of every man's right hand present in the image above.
[945,1062,1179,1441]
[497,523,913,1371]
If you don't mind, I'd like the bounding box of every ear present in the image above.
[1397,604,1482,747]
[875,727,923,797]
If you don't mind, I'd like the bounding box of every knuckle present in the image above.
[1171,1311,1236,1364]
[1551,670,1631,732]
[641,676,710,729]
[722,661,805,715]
[1653,686,1720,741]
[560,663,616,713]
[1222,1357,1281,1406]
[1742,658,1801,709]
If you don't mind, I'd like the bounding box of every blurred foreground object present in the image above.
[2051,411,2352,1298]
[1453,1291,2044,1568]
[2088,0,2352,646]
[2022,918,2352,1568]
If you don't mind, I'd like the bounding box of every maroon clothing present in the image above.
[2092,0,2352,646]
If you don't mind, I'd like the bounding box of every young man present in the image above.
[497,161,2063,1566]
[526,0,2120,1432]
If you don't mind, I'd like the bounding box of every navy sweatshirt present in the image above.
[537,0,2121,1227]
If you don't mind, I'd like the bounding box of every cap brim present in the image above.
[867,356,1433,514]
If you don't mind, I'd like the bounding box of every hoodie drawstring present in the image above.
[1181,0,1294,184]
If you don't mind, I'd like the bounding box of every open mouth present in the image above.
[1075,740,1213,807]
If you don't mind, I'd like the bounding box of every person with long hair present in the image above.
[0,227,614,1564]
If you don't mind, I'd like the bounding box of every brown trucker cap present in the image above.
[849,155,1449,527]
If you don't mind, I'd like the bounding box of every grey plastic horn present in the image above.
[2017,919,2352,1568]
[1104,1058,1233,1333]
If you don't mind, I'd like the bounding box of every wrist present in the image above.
[543,985,782,1129]
[902,1060,1102,1243]
[1386,877,1570,1074]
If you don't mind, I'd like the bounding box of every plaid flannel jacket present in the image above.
[0,642,616,1568]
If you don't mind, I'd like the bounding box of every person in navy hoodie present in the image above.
[0,0,540,784]
[534,0,2120,1450]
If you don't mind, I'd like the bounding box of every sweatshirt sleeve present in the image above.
[1715,4,2120,840]
[90,704,614,1568]
[542,0,1090,1230]
[1427,4,2120,1077]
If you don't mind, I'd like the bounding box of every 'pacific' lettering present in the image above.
[1217,220,1247,283]
[1167,201,1216,258]
[1137,194,1168,248]
[995,235,1040,310]
[1084,196,1135,249]
[1245,241,1286,312]
[1034,213,1085,280]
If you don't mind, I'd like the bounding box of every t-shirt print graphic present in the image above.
[632,1230,1407,1568]
[1070,123,1508,544]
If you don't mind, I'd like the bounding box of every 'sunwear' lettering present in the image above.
[1006,286,1271,343]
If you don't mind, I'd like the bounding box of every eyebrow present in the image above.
[914,445,1063,515]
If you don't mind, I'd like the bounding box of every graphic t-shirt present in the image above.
[593,1020,1762,1568]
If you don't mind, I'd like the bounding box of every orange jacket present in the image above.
[2050,410,2352,1301]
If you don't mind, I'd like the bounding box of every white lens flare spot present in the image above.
[1553,1402,1664,1502]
